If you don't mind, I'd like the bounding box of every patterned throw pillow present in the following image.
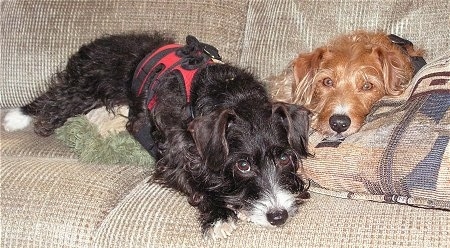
[303,54,450,210]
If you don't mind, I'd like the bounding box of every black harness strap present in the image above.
[388,34,426,75]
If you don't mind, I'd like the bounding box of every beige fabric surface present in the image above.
[3,1,450,108]
[93,178,450,247]
[1,156,152,247]
[1,0,248,108]
[0,110,76,159]
[241,0,450,77]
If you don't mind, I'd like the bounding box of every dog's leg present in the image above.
[4,33,175,136]
[150,127,239,240]
[198,200,238,240]
[21,81,105,136]
[204,218,237,240]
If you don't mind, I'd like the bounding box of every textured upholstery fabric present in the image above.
[93,180,450,247]
[1,0,450,247]
[240,0,450,77]
[1,156,151,247]
[2,0,450,107]
[2,157,449,247]
[0,114,76,159]
[1,0,248,107]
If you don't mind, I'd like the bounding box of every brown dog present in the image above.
[270,31,425,139]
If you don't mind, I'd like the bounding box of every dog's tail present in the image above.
[3,107,33,132]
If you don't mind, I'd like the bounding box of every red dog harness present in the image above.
[130,35,221,157]
[133,44,203,110]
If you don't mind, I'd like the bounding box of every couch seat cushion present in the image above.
[1,156,151,247]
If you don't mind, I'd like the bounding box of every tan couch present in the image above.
[1,1,449,247]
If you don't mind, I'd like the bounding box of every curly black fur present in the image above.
[20,32,311,238]
[23,32,175,136]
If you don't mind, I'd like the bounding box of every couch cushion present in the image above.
[1,109,76,158]
[304,54,450,210]
[0,0,249,108]
[0,156,151,247]
[93,177,450,247]
[241,0,450,78]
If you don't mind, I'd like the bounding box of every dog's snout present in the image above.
[329,114,351,133]
[266,209,288,226]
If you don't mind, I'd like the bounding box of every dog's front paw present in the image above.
[236,210,251,222]
[204,218,237,240]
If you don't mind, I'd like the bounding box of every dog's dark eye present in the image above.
[236,160,251,172]
[278,152,292,166]
[362,82,373,91]
[322,78,333,87]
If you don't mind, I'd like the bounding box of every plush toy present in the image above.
[55,106,155,166]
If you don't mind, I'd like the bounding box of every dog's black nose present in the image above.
[266,209,288,226]
[329,114,351,133]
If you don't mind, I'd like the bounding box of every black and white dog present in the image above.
[3,32,310,239]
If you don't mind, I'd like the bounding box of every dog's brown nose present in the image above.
[329,114,351,133]
[266,209,288,226]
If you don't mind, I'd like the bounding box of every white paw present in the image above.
[2,108,32,131]
[205,218,237,240]
[236,210,251,222]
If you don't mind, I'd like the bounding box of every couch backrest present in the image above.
[240,0,450,77]
[0,0,249,107]
[1,0,449,108]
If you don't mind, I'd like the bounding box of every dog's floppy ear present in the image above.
[188,109,235,171]
[272,102,310,158]
[292,48,325,105]
[372,47,412,96]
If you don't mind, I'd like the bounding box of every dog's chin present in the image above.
[322,133,346,142]
[315,124,362,141]
[205,189,301,240]
[237,187,300,228]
